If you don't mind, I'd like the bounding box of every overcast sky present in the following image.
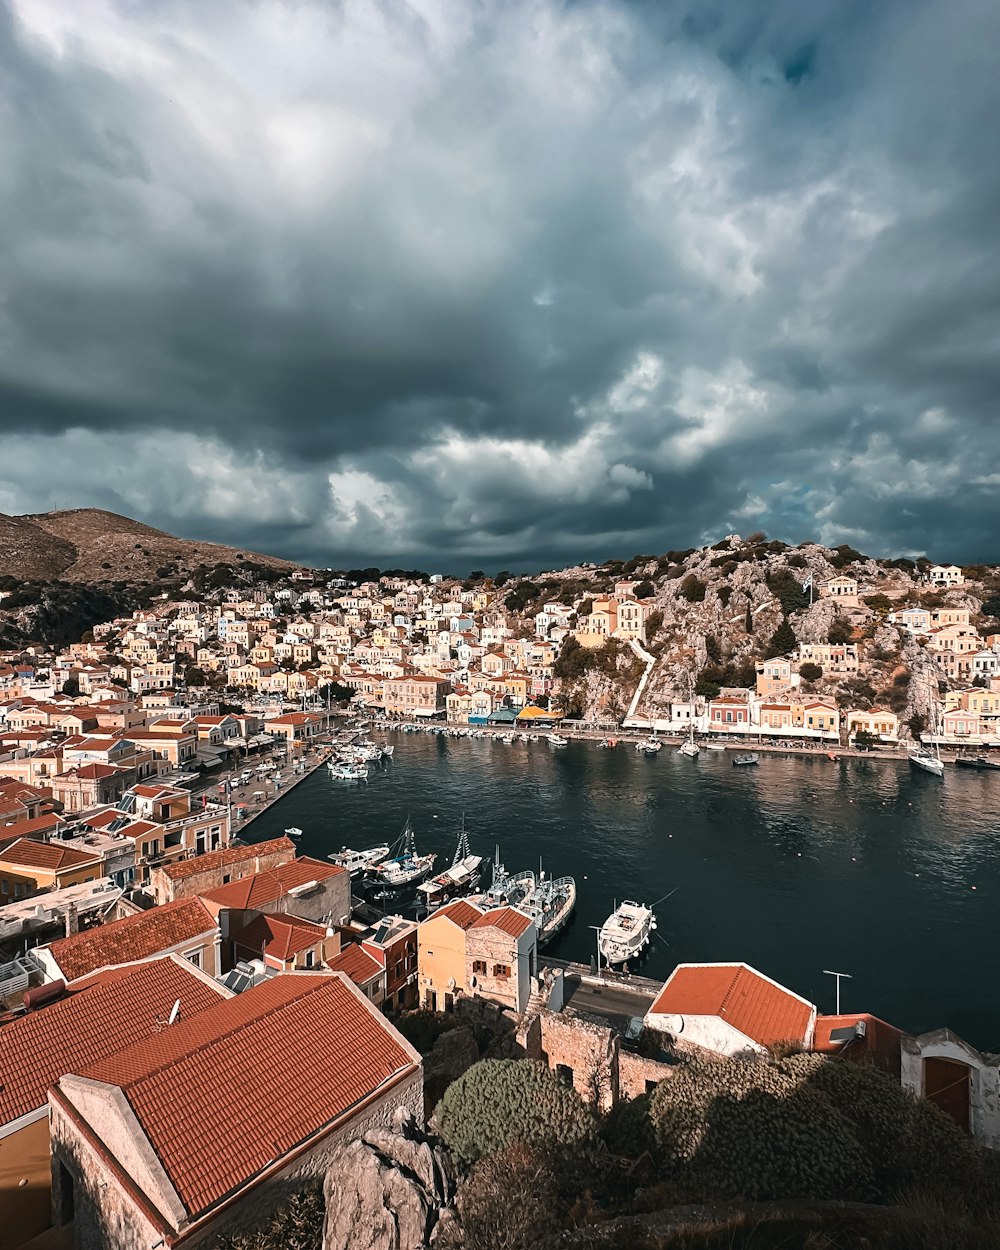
[1,0,998,572]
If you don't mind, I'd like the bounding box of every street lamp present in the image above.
[823,969,852,1016]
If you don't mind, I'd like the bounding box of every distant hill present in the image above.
[0,509,303,584]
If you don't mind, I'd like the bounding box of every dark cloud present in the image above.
[1,0,999,570]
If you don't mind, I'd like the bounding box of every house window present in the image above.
[304,950,315,968]
[492,963,510,979]
[472,960,487,975]
[186,949,203,969]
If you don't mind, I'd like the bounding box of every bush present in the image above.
[766,619,796,658]
[648,1056,873,1202]
[454,1144,563,1250]
[680,575,706,603]
[600,1093,656,1159]
[828,618,854,644]
[435,1059,598,1167]
[799,662,823,682]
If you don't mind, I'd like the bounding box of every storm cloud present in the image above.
[1,0,999,570]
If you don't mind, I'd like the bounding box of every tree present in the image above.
[828,618,854,645]
[863,593,893,617]
[680,574,706,603]
[799,661,823,682]
[61,677,80,696]
[744,601,753,633]
[633,580,654,599]
[435,1059,597,1167]
[185,665,207,687]
[644,609,663,642]
[909,711,927,741]
[853,728,878,751]
[766,619,796,658]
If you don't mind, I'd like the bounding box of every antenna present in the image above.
[823,969,852,1016]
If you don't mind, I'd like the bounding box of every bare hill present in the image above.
[0,508,303,583]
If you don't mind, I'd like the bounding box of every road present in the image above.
[561,974,656,1028]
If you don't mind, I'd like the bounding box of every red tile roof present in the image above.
[199,857,344,910]
[0,956,225,1125]
[328,943,382,986]
[470,906,532,938]
[72,974,419,1218]
[42,898,217,982]
[650,963,815,1047]
[430,899,483,930]
[812,1013,906,1076]
[0,837,100,872]
[235,912,328,962]
[160,836,294,882]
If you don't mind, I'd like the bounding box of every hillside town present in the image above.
[2,535,1000,1247]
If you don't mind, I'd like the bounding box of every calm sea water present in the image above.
[245,735,1000,1049]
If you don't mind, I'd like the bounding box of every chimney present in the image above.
[64,902,79,936]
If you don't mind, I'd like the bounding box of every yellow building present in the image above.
[0,838,102,901]
[417,899,484,1011]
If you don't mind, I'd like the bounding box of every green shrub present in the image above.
[680,575,706,603]
[435,1059,597,1167]
[600,1093,656,1159]
[648,1056,873,1202]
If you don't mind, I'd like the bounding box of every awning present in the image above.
[196,745,227,767]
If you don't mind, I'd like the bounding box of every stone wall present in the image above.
[538,1011,618,1112]
[150,839,294,905]
[619,1051,675,1100]
[50,1071,423,1250]
[465,925,530,1015]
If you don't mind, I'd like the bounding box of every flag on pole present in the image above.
[801,574,813,593]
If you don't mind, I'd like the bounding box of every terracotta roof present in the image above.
[328,943,382,986]
[0,837,100,872]
[160,837,295,882]
[429,899,483,930]
[470,906,533,938]
[199,857,344,910]
[235,912,328,962]
[71,974,419,1218]
[812,1012,907,1077]
[42,898,217,982]
[0,956,225,1125]
[649,963,815,1047]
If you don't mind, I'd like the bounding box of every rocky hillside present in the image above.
[534,535,998,734]
[0,509,302,584]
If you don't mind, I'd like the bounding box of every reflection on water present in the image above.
[248,736,1000,1048]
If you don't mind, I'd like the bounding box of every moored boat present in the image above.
[372,819,436,888]
[329,761,369,781]
[678,724,699,757]
[732,754,759,767]
[909,748,944,777]
[329,844,391,874]
[284,826,303,838]
[547,733,569,747]
[515,870,576,945]
[416,818,483,909]
[598,900,655,966]
[955,755,1000,771]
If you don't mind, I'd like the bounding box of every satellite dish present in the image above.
[167,1000,181,1026]
[469,975,478,989]
[663,1014,684,1034]
[446,977,457,991]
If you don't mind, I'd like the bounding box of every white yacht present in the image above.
[678,724,700,757]
[284,826,303,839]
[909,745,944,777]
[598,900,655,966]
[547,733,569,747]
[329,844,391,875]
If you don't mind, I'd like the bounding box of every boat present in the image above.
[372,819,436,888]
[955,755,1000,771]
[381,743,395,757]
[499,731,516,745]
[547,733,569,747]
[678,723,700,757]
[284,826,303,839]
[909,693,944,777]
[598,738,617,749]
[732,754,759,767]
[598,900,655,966]
[416,818,484,909]
[329,761,369,781]
[705,743,726,752]
[329,844,391,874]
[515,869,577,945]
[472,848,534,910]
[636,738,662,754]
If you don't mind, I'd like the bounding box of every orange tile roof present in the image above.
[235,912,328,962]
[650,963,815,1047]
[328,943,382,986]
[43,898,217,982]
[199,857,344,910]
[0,837,100,872]
[430,899,483,930]
[0,956,225,1125]
[160,836,294,881]
[73,974,418,1218]
[812,1013,906,1076]
[470,906,532,938]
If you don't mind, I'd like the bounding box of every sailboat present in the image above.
[416,816,484,909]
[909,686,944,777]
[678,721,700,757]
[371,818,437,888]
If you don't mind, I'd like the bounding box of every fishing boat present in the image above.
[678,723,700,757]
[732,754,759,767]
[598,900,655,966]
[416,818,483,909]
[515,869,577,945]
[636,738,662,754]
[955,755,1000,771]
[547,733,569,747]
[371,819,436,889]
[329,844,391,874]
[472,848,534,910]
[284,826,303,839]
[329,761,369,781]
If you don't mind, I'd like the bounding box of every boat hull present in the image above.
[909,753,944,777]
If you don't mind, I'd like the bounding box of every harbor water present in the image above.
[244,734,1000,1048]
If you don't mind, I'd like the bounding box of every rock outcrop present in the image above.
[323,1111,459,1250]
